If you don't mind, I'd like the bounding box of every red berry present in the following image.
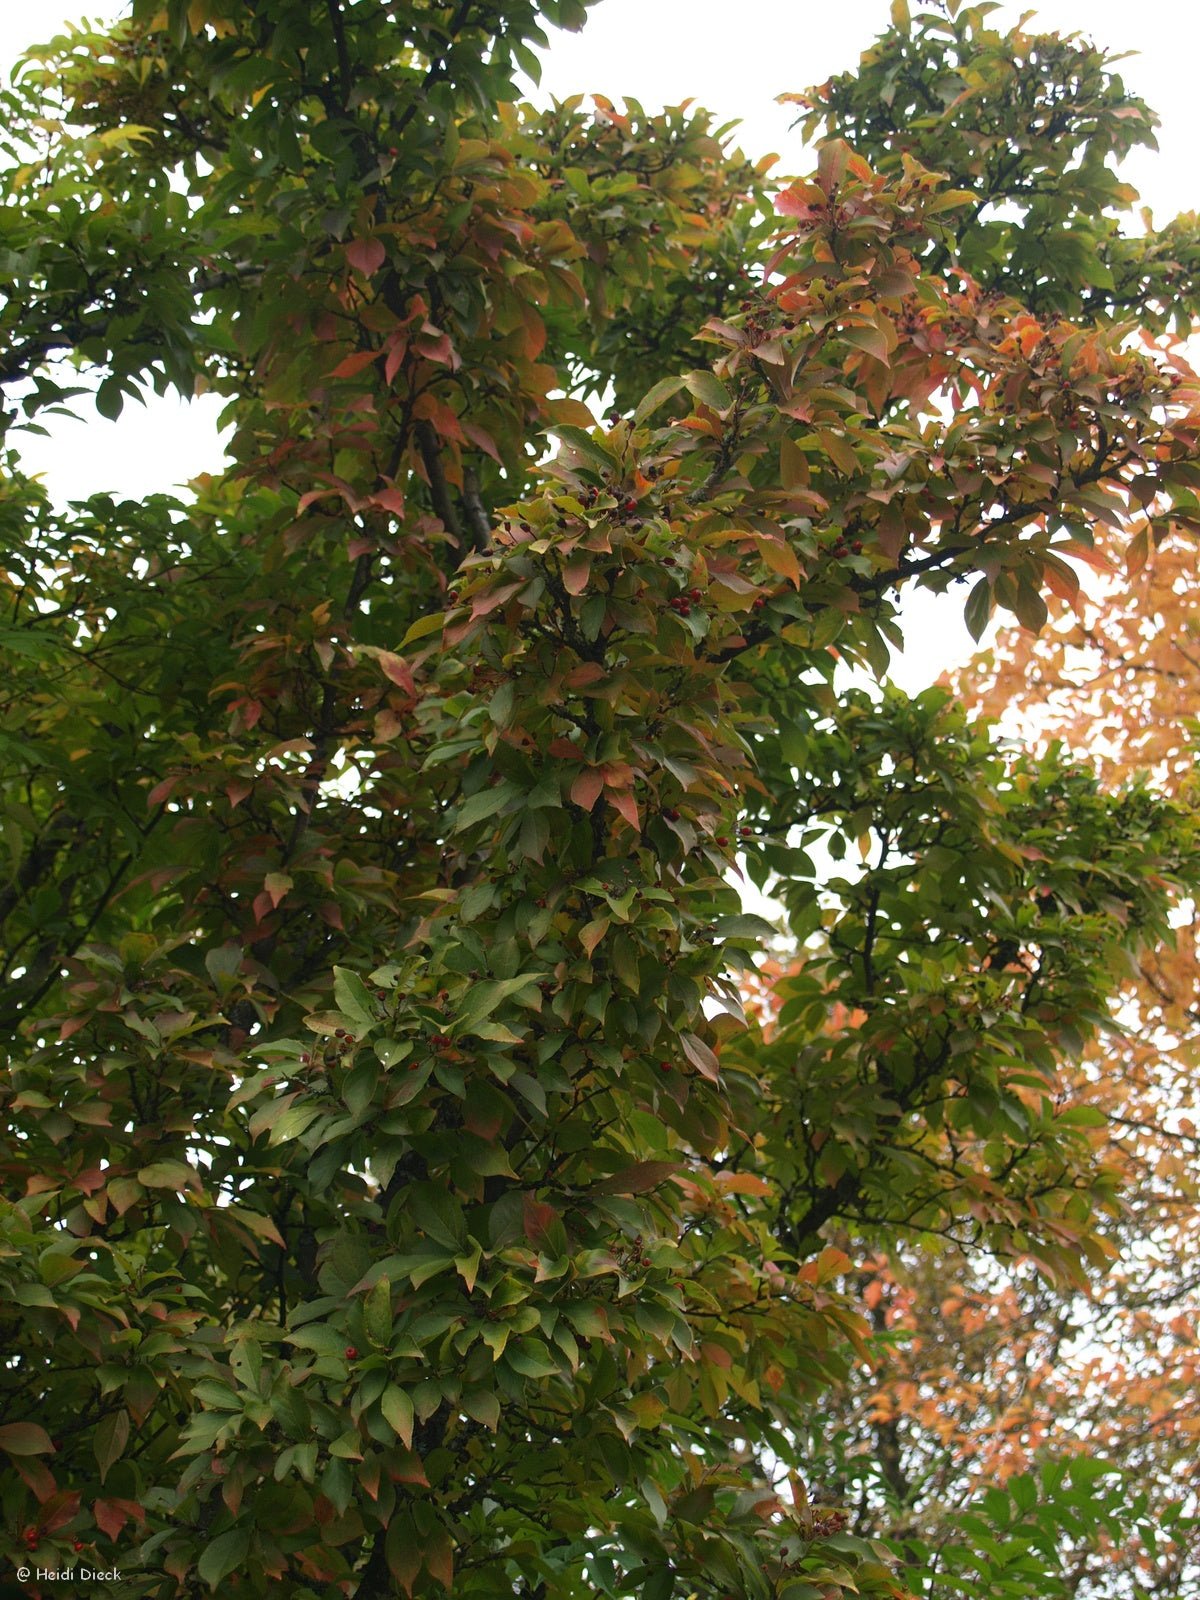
[74,1539,85,1551]
[662,554,675,566]
[624,498,637,512]
[407,1062,419,1071]
[752,596,766,610]
[715,836,729,847]
[659,1062,671,1072]
[344,1346,358,1359]
[664,808,680,822]
[740,826,753,837]
[688,587,702,601]
[852,540,863,554]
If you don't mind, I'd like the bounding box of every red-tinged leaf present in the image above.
[0,1422,54,1457]
[384,337,408,388]
[345,235,386,276]
[1125,525,1150,577]
[570,769,605,811]
[227,1207,287,1248]
[700,1340,734,1369]
[372,486,405,515]
[377,651,415,694]
[93,1497,146,1541]
[816,138,850,192]
[877,502,907,560]
[715,1172,773,1197]
[386,1519,420,1596]
[754,534,803,588]
[415,328,459,369]
[609,789,640,832]
[374,709,404,742]
[252,890,274,924]
[426,1527,454,1590]
[520,303,546,360]
[13,1454,57,1501]
[59,1014,90,1041]
[817,428,861,476]
[545,395,597,427]
[523,1195,559,1250]
[680,1031,720,1081]
[1041,554,1081,605]
[841,322,891,365]
[226,779,252,809]
[1059,539,1116,574]
[412,392,465,441]
[593,1160,681,1195]
[562,553,591,595]
[775,181,824,219]
[797,1245,853,1285]
[462,420,502,462]
[319,901,345,929]
[470,579,526,619]
[780,434,809,489]
[392,1449,429,1487]
[147,774,181,807]
[563,661,606,689]
[359,1458,381,1500]
[579,917,610,957]
[329,348,379,380]
[264,871,292,908]
[39,1488,81,1533]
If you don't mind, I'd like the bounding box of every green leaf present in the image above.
[136,1160,197,1191]
[0,1422,54,1456]
[963,576,993,642]
[713,913,778,941]
[365,1276,392,1348]
[684,370,733,411]
[454,779,524,831]
[552,425,617,471]
[93,1414,129,1484]
[461,1388,500,1428]
[198,1527,251,1588]
[452,974,541,1035]
[634,375,687,423]
[333,966,376,1032]
[95,378,125,421]
[380,1384,415,1448]
[342,1060,379,1117]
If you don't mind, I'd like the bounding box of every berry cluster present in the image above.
[811,1509,850,1538]
[617,1233,653,1272]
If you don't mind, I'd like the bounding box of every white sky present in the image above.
[2,0,1197,688]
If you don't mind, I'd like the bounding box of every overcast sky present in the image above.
[3,0,1197,686]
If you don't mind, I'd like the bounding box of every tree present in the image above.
[1,1,1198,1595]
[771,7,1200,1594]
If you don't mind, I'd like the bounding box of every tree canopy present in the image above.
[2,1,1199,1596]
